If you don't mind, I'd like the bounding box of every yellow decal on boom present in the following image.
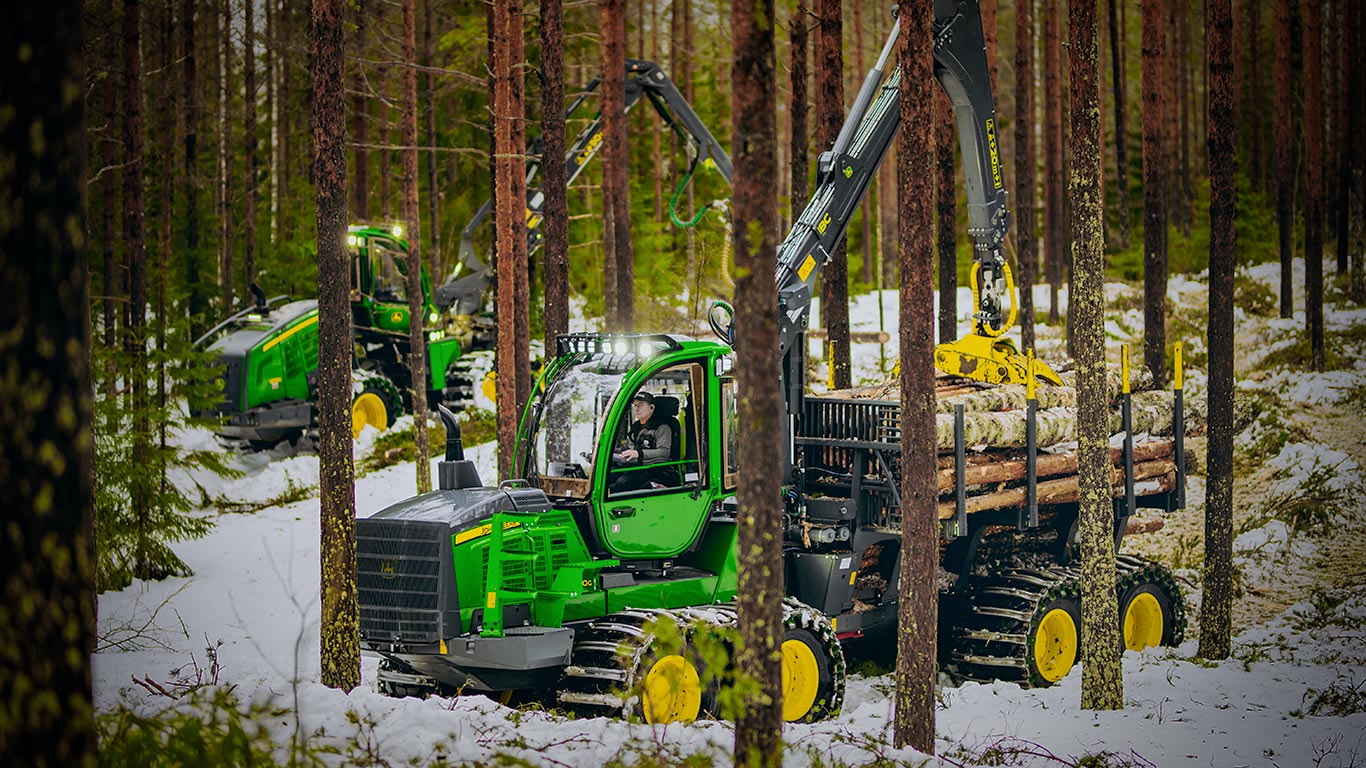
[985,119,1002,190]
[486,591,497,609]
[816,211,832,235]
[797,254,817,283]
[261,315,319,352]
[576,131,604,165]
[454,520,522,546]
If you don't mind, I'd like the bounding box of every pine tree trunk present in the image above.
[541,0,569,351]
[790,0,810,219]
[935,89,956,345]
[244,0,257,285]
[181,0,205,326]
[1274,0,1293,317]
[730,3,783,763]
[1336,0,1351,276]
[101,15,119,362]
[1199,0,1235,662]
[0,7,97,759]
[1176,0,1192,239]
[1141,0,1169,382]
[158,0,174,497]
[1247,0,1263,192]
[312,0,359,693]
[892,2,937,753]
[494,0,529,479]
[815,0,850,388]
[1016,0,1038,352]
[1068,0,1122,711]
[601,0,632,331]
[400,0,431,494]
[123,0,154,577]
[380,62,392,221]
[219,0,234,310]
[1043,0,1063,324]
[264,0,276,242]
[1107,0,1130,248]
[1304,0,1324,371]
[423,0,440,273]
[1352,0,1366,305]
[351,1,369,220]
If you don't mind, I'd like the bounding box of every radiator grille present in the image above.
[357,518,458,644]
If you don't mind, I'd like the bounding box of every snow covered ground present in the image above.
[94,262,1366,766]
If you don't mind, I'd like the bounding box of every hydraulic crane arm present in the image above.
[435,60,733,314]
[753,1,1056,418]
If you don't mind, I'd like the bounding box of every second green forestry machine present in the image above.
[356,1,1188,724]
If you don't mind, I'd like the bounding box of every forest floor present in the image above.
[94,260,1366,767]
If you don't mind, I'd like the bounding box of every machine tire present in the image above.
[1116,555,1185,649]
[780,598,845,722]
[1026,595,1082,686]
[351,374,403,439]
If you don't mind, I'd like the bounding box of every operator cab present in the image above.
[523,334,737,561]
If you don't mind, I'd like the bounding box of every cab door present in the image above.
[593,360,710,559]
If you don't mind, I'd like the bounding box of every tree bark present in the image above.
[424,0,441,274]
[312,0,359,692]
[401,0,431,494]
[244,0,257,286]
[181,0,205,326]
[892,1,937,753]
[351,1,369,220]
[494,0,529,479]
[815,0,850,388]
[1068,0,1123,711]
[1043,0,1063,324]
[219,0,234,310]
[1175,0,1192,238]
[1247,0,1264,192]
[541,0,569,351]
[936,90,956,345]
[100,11,119,363]
[1336,0,1352,277]
[1107,0,1130,248]
[122,0,154,577]
[730,2,783,763]
[1199,0,1235,662]
[1353,0,1366,304]
[601,0,633,331]
[1141,0,1168,382]
[790,0,810,220]
[0,5,98,763]
[854,1,874,288]
[1274,0,1293,318]
[1016,0,1038,352]
[1304,0,1324,371]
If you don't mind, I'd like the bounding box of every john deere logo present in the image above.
[380,561,397,580]
[390,311,403,324]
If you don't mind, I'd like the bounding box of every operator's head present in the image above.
[631,391,655,424]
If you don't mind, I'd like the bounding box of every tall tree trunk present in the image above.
[494,0,529,478]
[730,2,783,763]
[1199,0,1236,662]
[854,0,873,288]
[1176,0,1192,238]
[424,0,441,274]
[1246,0,1263,192]
[1043,0,1063,324]
[265,0,275,243]
[790,0,810,219]
[380,63,392,221]
[1016,0,1038,352]
[1304,0,1324,371]
[123,0,153,577]
[101,15,119,362]
[1336,0,1351,276]
[1107,0,1130,248]
[1070,0,1123,711]
[312,0,359,693]
[815,0,849,388]
[542,0,569,351]
[1352,0,1365,304]
[0,5,97,759]
[1274,0,1293,318]
[892,0,937,753]
[157,0,175,499]
[219,0,234,310]
[351,1,369,220]
[244,0,257,286]
[601,0,633,331]
[936,90,956,345]
[401,0,431,493]
[182,0,204,325]
[1141,0,1168,380]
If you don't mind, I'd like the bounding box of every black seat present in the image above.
[651,396,682,486]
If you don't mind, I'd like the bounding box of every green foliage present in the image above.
[98,689,292,768]
[94,313,239,592]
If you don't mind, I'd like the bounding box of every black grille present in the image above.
[357,518,460,644]
[218,358,244,413]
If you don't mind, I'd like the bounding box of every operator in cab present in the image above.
[609,391,677,493]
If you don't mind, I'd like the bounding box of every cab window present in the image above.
[607,362,704,498]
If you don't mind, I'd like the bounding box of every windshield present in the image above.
[529,364,627,488]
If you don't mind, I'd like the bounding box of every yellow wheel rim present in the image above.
[351,392,388,439]
[1123,592,1164,651]
[781,639,821,722]
[481,371,497,403]
[641,654,701,724]
[1033,607,1079,683]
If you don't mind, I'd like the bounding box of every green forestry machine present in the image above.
[356,1,1188,724]
[194,224,470,447]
